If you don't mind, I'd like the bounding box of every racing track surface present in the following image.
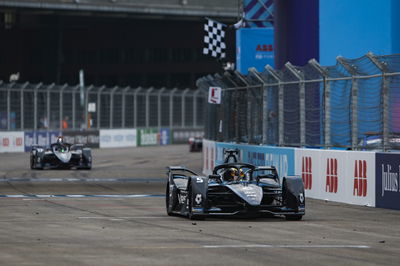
[0,145,399,266]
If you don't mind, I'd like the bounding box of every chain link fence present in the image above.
[197,52,400,151]
[0,83,205,131]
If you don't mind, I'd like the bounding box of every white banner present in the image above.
[0,131,24,153]
[99,129,137,148]
[295,149,375,207]
[202,139,216,176]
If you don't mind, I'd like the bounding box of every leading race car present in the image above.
[166,149,305,220]
[30,136,92,170]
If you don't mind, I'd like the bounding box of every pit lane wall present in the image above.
[203,140,400,211]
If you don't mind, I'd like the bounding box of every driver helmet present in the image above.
[56,136,64,144]
[225,168,244,181]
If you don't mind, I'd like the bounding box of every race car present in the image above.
[30,136,92,170]
[166,150,305,220]
[189,137,203,152]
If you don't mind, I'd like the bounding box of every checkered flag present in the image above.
[203,18,226,59]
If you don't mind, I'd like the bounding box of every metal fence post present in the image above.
[59,84,67,130]
[84,85,94,129]
[169,88,177,129]
[248,67,268,145]
[97,86,106,129]
[20,82,28,130]
[33,83,42,130]
[6,83,11,130]
[110,86,118,129]
[337,56,358,150]
[47,83,54,131]
[181,88,189,128]
[133,87,142,128]
[72,85,79,129]
[286,62,305,147]
[146,87,154,128]
[193,90,201,128]
[234,70,252,143]
[266,65,284,146]
[367,52,389,151]
[157,87,165,129]
[121,86,130,128]
[309,59,330,148]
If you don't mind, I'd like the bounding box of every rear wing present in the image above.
[167,166,198,176]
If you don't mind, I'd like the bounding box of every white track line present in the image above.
[203,244,370,249]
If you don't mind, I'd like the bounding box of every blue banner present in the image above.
[215,142,294,178]
[376,153,400,210]
[236,28,274,74]
[24,131,62,152]
[159,128,170,145]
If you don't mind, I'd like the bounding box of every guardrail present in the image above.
[203,139,400,211]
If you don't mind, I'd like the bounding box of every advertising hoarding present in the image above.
[236,28,274,75]
[0,131,24,153]
[376,153,400,210]
[99,129,137,148]
[137,128,159,146]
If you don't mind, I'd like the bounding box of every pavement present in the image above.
[0,145,399,266]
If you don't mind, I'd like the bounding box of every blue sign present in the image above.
[215,142,294,177]
[236,28,274,74]
[159,128,170,145]
[376,153,400,210]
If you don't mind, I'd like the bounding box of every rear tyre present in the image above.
[30,154,35,169]
[285,214,303,221]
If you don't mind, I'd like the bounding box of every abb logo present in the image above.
[326,158,338,193]
[2,138,9,147]
[302,156,312,189]
[353,160,367,197]
[256,44,273,52]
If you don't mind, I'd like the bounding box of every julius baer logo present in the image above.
[381,164,400,197]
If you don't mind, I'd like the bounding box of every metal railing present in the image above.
[0,83,205,131]
[197,52,400,151]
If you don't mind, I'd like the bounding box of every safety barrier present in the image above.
[0,128,203,152]
[203,139,400,211]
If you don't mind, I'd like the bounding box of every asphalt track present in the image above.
[0,145,399,266]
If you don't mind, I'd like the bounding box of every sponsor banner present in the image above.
[99,129,137,148]
[172,129,204,144]
[24,131,62,151]
[137,128,159,146]
[0,131,24,153]
[203,139,216,176]
[236,28,274,75]
[63,130,100,148]
[215,142,295,179]
[159,128,170,145]
[376,153,400,210]
[295,149,375,206]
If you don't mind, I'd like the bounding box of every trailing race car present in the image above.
[30,136,92,170]
[166,149,305,220]
[189,137,203,152]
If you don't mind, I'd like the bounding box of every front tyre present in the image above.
[166,182,174,216]
[187,186,205,220]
